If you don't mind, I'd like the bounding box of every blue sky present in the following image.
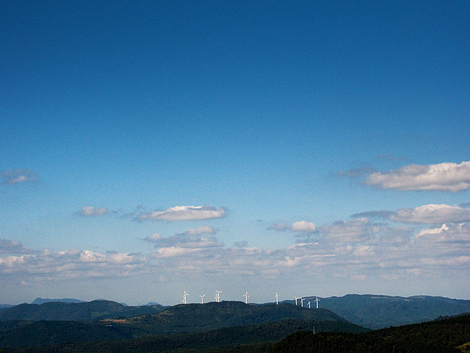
[1,0,469,305]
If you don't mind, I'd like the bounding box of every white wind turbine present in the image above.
[301,298,305,307]
[215,290,222,303]
[199,294,206,304]
[294,296,300,306]
[243,291,249,304]
[182,291,189,305]
[308,301,311,309]
[275,292,279,305]
[315,296,320,309]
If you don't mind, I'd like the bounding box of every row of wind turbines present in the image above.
[181,290,320,308]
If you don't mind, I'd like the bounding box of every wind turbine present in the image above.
[182,291,189,305]
[315,296,320,309]
[294,296,300,306]
[243,291,249,304]
[301,298,305,307]
[215,290,222,303]
[308,301,311,309]
[275,292,279,305]
[199,294,205,304]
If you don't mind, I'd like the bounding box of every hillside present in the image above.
[270,313,470,353]
[0,302,363,349]
[104,301,347,334]
[0,300,166,322]
[303,294,470,329]
[0,318,367,352]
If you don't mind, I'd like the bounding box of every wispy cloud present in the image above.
[334,166,376,179]
[0,239,33,255]
[1,169,38,185]
[353,204,470,224]
[144,226,222,250]
[182,226,217,236]
[364,161,470,192]
[76,207,109,217]
[137,205,226,221]
[318,218,381,243]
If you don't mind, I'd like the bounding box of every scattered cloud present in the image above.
[318,218,381,243]
[1,169,38,184]
[267,221,316,233]
[182,226,217,236]
[364,161,470,192]
[137,205,226,221]
[0,249,147,281]
[353,204,470,224]
[2,218,469,285]
[76,206,109,217]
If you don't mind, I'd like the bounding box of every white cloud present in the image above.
[144,233,164,242]
[76,206,109,217]
[416,222,470,243]
[267,220,317,233]
[137,205,226,221]
[291,221,317,233]
[1,169,38,184]
[365,161,470,192]
[390,204,470,224]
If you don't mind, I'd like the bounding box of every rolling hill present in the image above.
[302,294,470,329]
[0,300,166,321]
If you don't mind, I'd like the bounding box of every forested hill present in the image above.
[0,300,166,321]
[0,302,365,350]
[305,294,470,329]
[271,313,470,353]
[104,301,347,334]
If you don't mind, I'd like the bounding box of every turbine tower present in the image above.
[315,296,320,309]
[215,290,222,303]
[275,292,279,305]
[301,298,305,307]
[199,294,206,304]
[182,291,189,305]
[308,301,311,309]
[243,291,249,304]
[294,296,300,306]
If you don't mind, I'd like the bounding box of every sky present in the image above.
[1,0,469,306]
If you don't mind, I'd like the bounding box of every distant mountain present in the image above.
[0,300,166,322]
[302,294,470,329]
[31,298,84,305]
[0,305,13,314]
